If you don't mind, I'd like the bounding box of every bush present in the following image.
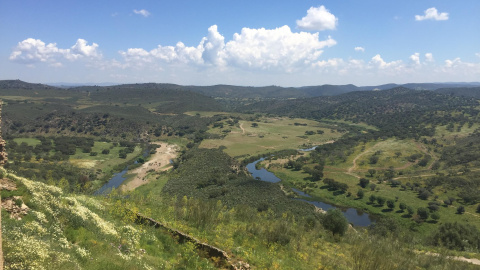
[386,199,395,209]
[431,222,480,251]
[456,206,465,214]
[359,178,369,188]
[417,207,429,220]
[399,202,407,212]
[321,209,348,236]
[376,197,386,206]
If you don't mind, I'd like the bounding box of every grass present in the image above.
[70,144,143,171]
[265,155,480,239]
[434,123,480,140]
[13,137,41,146]
[353,139,427,171]
[200,117,343,158]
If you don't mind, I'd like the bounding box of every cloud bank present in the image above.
[119,25,337,71]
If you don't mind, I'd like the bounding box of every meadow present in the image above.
[200,116,344,158]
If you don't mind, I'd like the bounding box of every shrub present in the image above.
[456,206,465,214]
[357,189,364,199]
[386,199,395,209]
[321,209,348,236]
[431,222,480,251]
[417,207,429,220]
[359,178,369,188]
[376,197,386,206]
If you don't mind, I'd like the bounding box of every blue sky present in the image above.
[1,0,479,86]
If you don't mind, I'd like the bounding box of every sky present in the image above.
[1,0,479,87]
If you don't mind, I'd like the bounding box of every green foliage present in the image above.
[359,178,369,188]
[417,207,429,220]
[162,147,315,216]
[430,222,480,251]
[321,209,349,236]
[357,189,364,199]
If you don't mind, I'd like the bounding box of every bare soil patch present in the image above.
[121,142,178,191]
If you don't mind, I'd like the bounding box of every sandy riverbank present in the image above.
[121,142,178,191]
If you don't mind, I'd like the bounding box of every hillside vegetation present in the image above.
[2,80,480,269]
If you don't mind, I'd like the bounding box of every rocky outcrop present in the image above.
[0,102,7,165]
[1,196,29,220]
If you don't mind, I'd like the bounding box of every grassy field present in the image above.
[13,137,41,146]
[70,144,143,172]
[200,116,343,158]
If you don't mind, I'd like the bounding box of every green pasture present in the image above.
[434,122,480,140]
[70,143,143,172]
[13,137,41,146]
[266,160,480,236]
[353,139,428,171]
[200,117,343,158]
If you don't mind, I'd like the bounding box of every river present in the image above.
[246,152,374,226]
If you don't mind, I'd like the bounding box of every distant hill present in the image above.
[0,79,60,90]
[2,80,480,100]
[436,87,480,99]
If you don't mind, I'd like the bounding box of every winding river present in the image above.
[246,152,374,226]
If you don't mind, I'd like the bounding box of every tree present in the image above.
[418,189,431,200]
[357,189,364,199]
[456,206,465,214]
[369,155,379,164]
[370,183,377,191]
[376,196,386,206]
[399,202,407,212]
[417,207,429,220]
[407,206,415,216]
[387,199,395,210]
[477,204,480,213]
[431,212,440,222]
[321,209,348,236]
[251,122,258,128]
[359,178,369,188]
[367,169,376,177]
[369,195,376,204]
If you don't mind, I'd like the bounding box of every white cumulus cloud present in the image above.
[410,53,420,65]
[133,9,150,17]
[296,6,338,31]
[225,25,336,70]
[354,47,365,52]
[9,38,101,66]
[425,53,434,62]
[119,25,336,71]
[370,54,403,69]
[415,7,448,21]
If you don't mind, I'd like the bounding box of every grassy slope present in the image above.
[1,170,217,270]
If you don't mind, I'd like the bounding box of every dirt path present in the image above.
[346,141,384,178]
[420,251,480,266]
[121,142,178,191]
[239,123,245,134]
